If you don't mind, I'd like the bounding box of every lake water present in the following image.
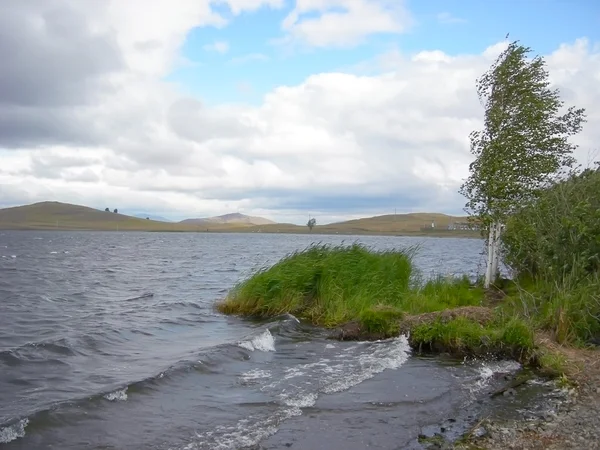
[0,231,523,449]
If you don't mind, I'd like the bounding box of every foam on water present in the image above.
[239,369,272,384]
[470,360,522,393]
[104,388,128,401]
[0,418,28,444]
[237,329,275,352]
[191,336,411,449]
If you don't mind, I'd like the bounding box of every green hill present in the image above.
[0,202,239,231]
[236,213,477,237]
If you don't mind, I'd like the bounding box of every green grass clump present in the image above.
[402,275,484,314]
[410,316,534,359]
[358,305,404,337]
[218,243,415,326]
[217,243,485,329]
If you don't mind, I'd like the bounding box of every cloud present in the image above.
[228,53,270,65]
[436,12,466,24]
[277,0,414,48]
[0,2,598,224]
[203,40,230,53]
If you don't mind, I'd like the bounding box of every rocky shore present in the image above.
[459,344,600,450]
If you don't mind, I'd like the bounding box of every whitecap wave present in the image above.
[193,336,411,450]
[0,418,28,444]
[104,388,128,401]
[237,330,275,352]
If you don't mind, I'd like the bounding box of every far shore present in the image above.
[0,226,481,239]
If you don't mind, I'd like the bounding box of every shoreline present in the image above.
[0,227,482,239]
[457,344,600,450]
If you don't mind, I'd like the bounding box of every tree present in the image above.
[307,217,316,232]
[113,208,118,214]
[459,40,586,287]
[105,207,109,212]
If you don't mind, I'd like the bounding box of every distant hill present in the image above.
[180,212,275,226]
[235,212,476,237]
[132,213,172,222]
[0,202,476,237]
[0,201,207,231]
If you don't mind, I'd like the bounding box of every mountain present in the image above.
[179,212,275,226]
[132,213,172,222]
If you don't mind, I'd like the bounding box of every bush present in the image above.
[502,167,600,280]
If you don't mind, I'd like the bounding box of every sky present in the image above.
[0,0,599,224]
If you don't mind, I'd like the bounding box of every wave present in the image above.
[0,339,77,365]
[237,329,276,352]
[0,418,28,444]
[124,292,154,301]
[104,388,128,402]
[0,325,286,440]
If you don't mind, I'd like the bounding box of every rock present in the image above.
[473,427,487,438]
[503,387,517,396]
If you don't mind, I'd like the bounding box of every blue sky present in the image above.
[169,0,600,105]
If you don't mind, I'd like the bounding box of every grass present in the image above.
[409,316,534,359]
[218,243,419,327]
[217,243,538,350]
[217,244,490,333]
[217,243,596,375]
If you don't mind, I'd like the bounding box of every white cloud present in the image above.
[436,12,466,24]
[278,0,414,48]
[203,40,230,54]
[0,2,599,224]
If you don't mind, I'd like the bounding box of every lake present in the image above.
[0,231,522,449]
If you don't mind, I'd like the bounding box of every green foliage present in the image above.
[402,275,484,314]
[499,274,600,345]
[502,167,600,279]
[409,316,534,357]
[459,40,586,227]
[499,166,600,345]
[410,318,493,352]
[358,305,404,337]
[307,217,316,231]
[217,244,484,327]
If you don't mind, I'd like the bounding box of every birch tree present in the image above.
[459,40,586,287]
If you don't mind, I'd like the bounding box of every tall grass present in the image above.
[501,167,600,345]
[217,243,484,329]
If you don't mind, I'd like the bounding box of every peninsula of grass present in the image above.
[216,243,538,363]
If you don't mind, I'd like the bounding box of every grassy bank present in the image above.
[216,243,540,364]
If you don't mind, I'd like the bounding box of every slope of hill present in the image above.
[180,212,275,226]
[237,212,477,237]
[0,202,477,237]
[132,213,172,222]
[0,202,234,231]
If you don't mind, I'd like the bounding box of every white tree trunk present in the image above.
[484,221,502,288]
